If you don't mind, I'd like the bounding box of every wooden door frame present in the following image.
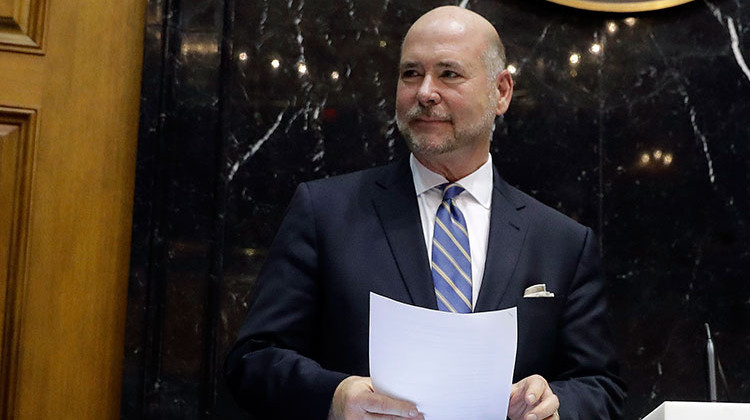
[0,107,37,419]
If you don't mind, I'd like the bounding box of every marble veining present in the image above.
[728,18,750,81]
[705,1,750,81]
[680,85,716,184]
[228,107,287,181]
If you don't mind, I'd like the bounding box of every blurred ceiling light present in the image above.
[238,52,248,61]
[640,150,674,167]
[331,71,340,80]
[379,40,387,48]
[271,59,281,69]
[590,43,602,54]
[297,63,308,74]
[507,64,517,75]
[569,53,580,65]
[624,17,637,26]
[607,22,618,33]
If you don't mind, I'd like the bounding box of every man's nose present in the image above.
[416,75,441,106]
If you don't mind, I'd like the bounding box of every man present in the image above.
[225,6,624,420]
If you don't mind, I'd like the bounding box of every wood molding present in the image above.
[0,0,48,54]
[0,106,37,420]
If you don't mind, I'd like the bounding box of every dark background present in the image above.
[121,0,750,418]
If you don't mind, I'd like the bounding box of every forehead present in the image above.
[400,20,486,68]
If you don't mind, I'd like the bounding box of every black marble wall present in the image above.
[122,0,750,418]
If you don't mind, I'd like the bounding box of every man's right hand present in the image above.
[328,376,424,420]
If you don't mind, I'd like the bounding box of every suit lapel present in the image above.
[474,168,528,312]
[370,160,527,311]
[371,159,437,309]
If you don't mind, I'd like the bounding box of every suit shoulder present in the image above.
[302,161,400,193]
[503,181,590,236]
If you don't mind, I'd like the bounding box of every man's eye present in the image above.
[401,70,420,78]
[442,70,460,78]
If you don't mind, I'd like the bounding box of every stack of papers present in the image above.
[369,293,518,420]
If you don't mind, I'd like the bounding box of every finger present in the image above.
[525,387,559,420]
[507,394,528,419]
[508,378,533,419]
[522,375,549,406]
[362,393,420,418]
[362,377,376,391]
[509,378,530,406]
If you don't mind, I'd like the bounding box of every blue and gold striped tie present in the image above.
[432,183,472,313]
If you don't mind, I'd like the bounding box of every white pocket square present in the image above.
[523,283,555,298]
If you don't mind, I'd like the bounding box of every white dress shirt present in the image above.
[410,153,493,310]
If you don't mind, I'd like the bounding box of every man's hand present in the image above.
[328,376,424,420]
[508,375,560,420]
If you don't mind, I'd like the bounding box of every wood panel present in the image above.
[0,108,36,419]
[0,52,43,108]
[0,0,145,418]
[0,0,47,53]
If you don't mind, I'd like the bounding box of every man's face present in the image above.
[396,21,499,157]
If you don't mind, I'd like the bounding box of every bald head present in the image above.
[395,5,514,180]
[403,6,506,79]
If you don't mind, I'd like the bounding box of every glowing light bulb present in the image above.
[607,22,618,33]
[640,153,651,165]
[625,17,637,27]
[238,52,248,61]
[569,53,580,65]
[590,43,602,55]
[663,153,673,166]
[507,64,517,75]
[297,63,308,74]
[270,59,280,69]
[331,71,340,80]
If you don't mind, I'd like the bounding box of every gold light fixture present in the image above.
[544,0,694,12]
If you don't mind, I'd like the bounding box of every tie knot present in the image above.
[440,183,465,201]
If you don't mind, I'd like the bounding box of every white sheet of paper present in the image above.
[369,292,518,420]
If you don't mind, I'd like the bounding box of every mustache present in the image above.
[404,106,452,122]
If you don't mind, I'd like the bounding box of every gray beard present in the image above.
[396,106,497,156]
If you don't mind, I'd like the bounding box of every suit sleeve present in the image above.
[549,227,626,419]
[224,183,348,419]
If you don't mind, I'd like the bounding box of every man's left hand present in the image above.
[508,374,560,420]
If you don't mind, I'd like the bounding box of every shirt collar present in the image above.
[409,153,493,209]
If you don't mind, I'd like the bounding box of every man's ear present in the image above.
[494,69,514,115]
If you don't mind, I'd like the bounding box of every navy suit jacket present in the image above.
[225,159,625,419]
